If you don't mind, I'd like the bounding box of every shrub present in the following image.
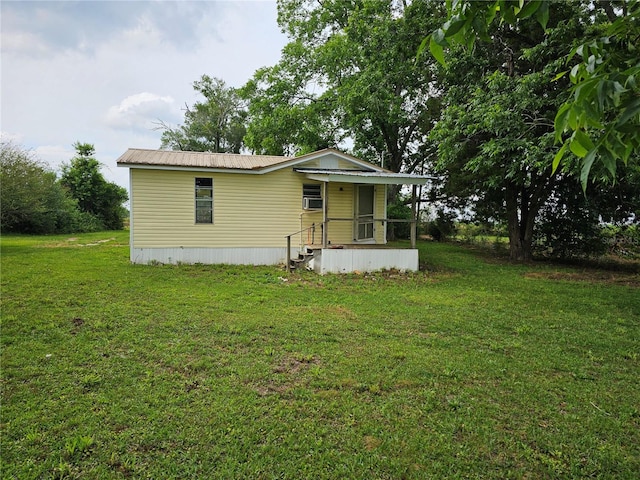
[426,210,456,241]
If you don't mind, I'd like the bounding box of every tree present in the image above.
[0,141,100,234]
[240,57,343,156]
[431,2,591,260]
[427,0,640,189]
[60,143,128,230]
[241,0,444,178]
[158,75,247,153]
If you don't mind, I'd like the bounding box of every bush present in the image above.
[426,210,456,241]
[0,141,106,234]
[602,224,640,257]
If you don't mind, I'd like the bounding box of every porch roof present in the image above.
[294,168,433,185]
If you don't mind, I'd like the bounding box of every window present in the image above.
[303,183,323,210]
[195,178,213,224]
[303,184,322,198]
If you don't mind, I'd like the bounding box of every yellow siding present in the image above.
[326,182,355,244]
[131,169,388,248]
[300,155,370,171]
[132,168,305,248]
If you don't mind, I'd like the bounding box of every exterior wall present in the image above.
[326,182,355,244]
[301,154,367,170]
[129,166,390,265]
[131,168,305,249]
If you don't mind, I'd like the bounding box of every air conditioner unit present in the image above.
[303,197,323,210]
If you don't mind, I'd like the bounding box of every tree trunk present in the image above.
[505,183,533,261]
[505,172,555,262]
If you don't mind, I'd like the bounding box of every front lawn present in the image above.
[2,232,638,478]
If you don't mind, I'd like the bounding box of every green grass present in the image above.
[2,232,639,479]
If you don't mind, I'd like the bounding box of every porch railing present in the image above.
[284,223,318,273]
[323,217,417,248]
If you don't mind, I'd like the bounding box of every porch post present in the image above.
[322,181,329,247]
[410,184,417,249]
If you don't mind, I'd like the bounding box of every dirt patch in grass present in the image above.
[252,354,320,397]
[41,237,119,248]
[273,354,318,375]
[524,270,640,287]
[364,435,382,451]
[78,238,116,247]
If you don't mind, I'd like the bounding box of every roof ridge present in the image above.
[128,148,292,159]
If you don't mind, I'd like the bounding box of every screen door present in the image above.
[356,185,374,240]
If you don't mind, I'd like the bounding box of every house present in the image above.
[116,148,430,273]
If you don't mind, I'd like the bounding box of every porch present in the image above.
[286,198,423,274]
[285,166,431,274]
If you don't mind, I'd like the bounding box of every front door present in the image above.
[356,185,374,241]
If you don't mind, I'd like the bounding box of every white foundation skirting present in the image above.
[130,247,288,265]
[313,248,419,274]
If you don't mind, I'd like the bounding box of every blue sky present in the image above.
[1,1,287,188]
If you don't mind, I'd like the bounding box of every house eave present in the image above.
[116,163,267,174]
[295,168,433,185]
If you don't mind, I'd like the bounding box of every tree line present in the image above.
[1,142,128,234]
[156,0,639,261]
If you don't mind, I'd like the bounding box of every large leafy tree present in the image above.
[60,143,128,230]
[158,75,247,153]
[431,2,591,261]
[428,0,640,188]
[241,0,443,177]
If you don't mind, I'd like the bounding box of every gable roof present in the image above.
[116,148,436,185]
[116,148,387,174]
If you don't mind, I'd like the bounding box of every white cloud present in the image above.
[105,93,178,131]
[0,1,288,191]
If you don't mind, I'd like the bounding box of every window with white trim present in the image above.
[195,177,213,224]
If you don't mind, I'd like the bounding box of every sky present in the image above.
[1,0,288,190]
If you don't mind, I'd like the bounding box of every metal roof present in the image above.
[116,148,293,170]
[115,149,429,185]
[294,168,434,185]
